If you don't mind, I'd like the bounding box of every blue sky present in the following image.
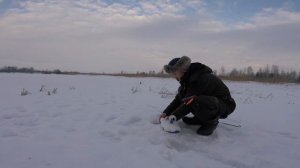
[204,0,300,22]
[0,0,300,73]
[2,0,300,21]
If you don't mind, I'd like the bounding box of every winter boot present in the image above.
[182,116,202,125]
[196,116,219,136]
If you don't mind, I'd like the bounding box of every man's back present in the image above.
[180,63,232,102]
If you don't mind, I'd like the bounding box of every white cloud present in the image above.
[0,0,188,36]
[0,0,191,72]
[0,0,299,73]
[235,8,300,30]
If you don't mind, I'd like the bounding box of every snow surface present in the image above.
[0,73,299,168]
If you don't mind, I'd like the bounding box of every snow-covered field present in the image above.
[0,73,299,168]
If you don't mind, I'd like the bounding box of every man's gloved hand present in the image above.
[160,115,181,133]
[159,113,167,121]
[150,113,167,125]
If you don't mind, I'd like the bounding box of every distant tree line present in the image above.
[108,70,169,78]
[1,65,299,83]
[0,66,79,75]
[112,65,300,83]
[217,65,300,84]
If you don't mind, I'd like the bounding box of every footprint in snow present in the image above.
[105,116,117,122]
[120,116,142,126]
[1,113,32,120]
[0,128,18,138]
[16,106,27,113]
[14,118,39,127]
[98,130,122,142]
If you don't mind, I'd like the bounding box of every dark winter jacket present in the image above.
[163,63,236,118]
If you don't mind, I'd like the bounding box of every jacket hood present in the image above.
[181,62,213,82]
[189,63,213,74]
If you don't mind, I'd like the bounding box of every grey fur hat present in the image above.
[164,56,191,74]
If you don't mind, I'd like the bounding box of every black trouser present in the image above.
[171,96,227,123]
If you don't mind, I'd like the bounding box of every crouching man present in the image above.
[160,56,236,136]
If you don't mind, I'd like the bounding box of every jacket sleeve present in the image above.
[163,94,182,116]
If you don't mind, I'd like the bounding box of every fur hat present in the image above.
[164,56,191,74]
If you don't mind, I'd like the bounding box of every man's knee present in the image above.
[190,96,220,121]
[192,96,219,110]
